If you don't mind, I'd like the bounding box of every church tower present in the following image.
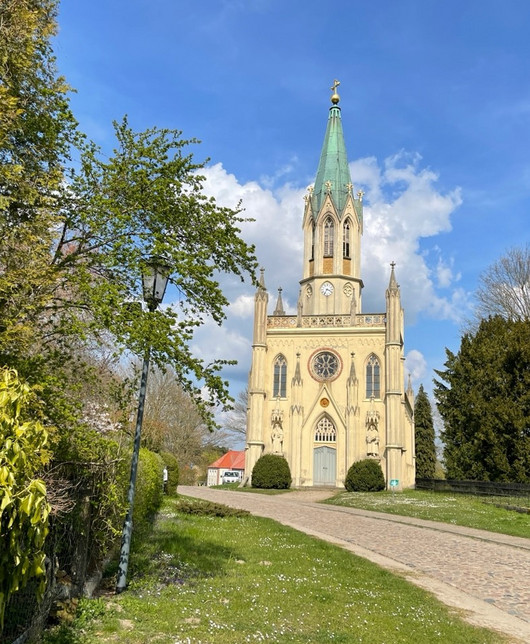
[244,82,415,489]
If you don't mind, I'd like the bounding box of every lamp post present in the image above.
[116,257,170,594]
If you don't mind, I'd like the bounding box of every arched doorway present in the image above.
[313,416,337,486]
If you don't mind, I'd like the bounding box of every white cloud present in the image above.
[405,349,427,382]
[197,153,469,393]
[229,294,255,318]
[354,153,469,322]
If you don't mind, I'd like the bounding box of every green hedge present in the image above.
[252,454,291,489]
[160,451,179,495]
[133,449,164,530]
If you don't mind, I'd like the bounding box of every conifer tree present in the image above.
[414,385,437,479]
[434,317,530,482]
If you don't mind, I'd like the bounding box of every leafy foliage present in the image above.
[345,459,385,492]
[435,317,530,482]
[251,454,291,489]
[0,0,80,356]
[0,1,257,630]
[133,449,164,529]
[0,368,51,627]
[1,1,258,430]
[414,385,437,479]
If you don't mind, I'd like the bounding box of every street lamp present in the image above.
[116,256,170,594]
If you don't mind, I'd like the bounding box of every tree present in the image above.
[0,0,258,613]
[0,2,258,428]
[0,0,79,356]
[473,244,530,324]
[141,366,210,469]
[414,385,437,479]
[434,317,530,482]
[222,386,248,440]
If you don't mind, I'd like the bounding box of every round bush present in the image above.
[345,459,385,492]
[160,451,179,495]
[252,454,291,489]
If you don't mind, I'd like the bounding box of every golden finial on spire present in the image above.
[330,79,340,104]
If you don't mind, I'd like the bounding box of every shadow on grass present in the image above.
[107,499,245,589]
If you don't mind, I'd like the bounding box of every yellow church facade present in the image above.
[244,83,415,489]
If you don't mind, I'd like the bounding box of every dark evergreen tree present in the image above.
[414,385,437,479]
[434,317,530,482]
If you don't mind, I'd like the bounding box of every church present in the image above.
[244,82,415,490]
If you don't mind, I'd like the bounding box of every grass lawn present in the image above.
[43,496,508,644]
[324,489,530,538]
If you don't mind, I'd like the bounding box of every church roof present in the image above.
[311,85,353,219]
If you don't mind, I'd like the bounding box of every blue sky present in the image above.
[54,0,530,418]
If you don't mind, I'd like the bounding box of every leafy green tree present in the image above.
[0,368,51,627]
[434,317,530,482]
[414,385,437,479]
[0,0,79,355]
[0,1,258,429]
[0,0,258,611]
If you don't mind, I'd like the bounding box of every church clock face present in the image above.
[310,350,341,381]
[320,281,334,296]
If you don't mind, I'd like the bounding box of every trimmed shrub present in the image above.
[252,454,291,489]
[133,449,164,530]
[345,459,385,492]
[160,451,179,495]
[176,499,249,517]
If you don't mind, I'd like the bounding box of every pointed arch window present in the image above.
[323,217,334,257]
[311,221,315,260]
[343,219,351,259]
[315,416,336,442]
[273,354,287,398]
[366,354,381,399]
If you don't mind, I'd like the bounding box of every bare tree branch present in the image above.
[473,244,530,324]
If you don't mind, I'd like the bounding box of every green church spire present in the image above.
[312,80,354,219]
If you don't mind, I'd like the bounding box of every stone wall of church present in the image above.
[252,323,414,488]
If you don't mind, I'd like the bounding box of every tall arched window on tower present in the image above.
[323,217,334,257]
[343,218,351,259]
[311,221,315,260]
[273,354,287,398]
[366,354,381,398]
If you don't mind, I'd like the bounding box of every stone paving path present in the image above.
[179,486,530,643]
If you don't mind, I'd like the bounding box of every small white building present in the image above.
[207,450,245,487]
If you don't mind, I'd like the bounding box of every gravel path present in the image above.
[179,486,530,643]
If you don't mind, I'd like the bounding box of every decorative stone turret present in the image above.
[384,262,405,490]
[244,268,268,484]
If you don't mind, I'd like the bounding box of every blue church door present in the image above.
[313,446,336,486]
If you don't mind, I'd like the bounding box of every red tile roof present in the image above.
[208,450,245,470]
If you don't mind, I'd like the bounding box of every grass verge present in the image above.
[42,496,507,644]
[324,489,530,538]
